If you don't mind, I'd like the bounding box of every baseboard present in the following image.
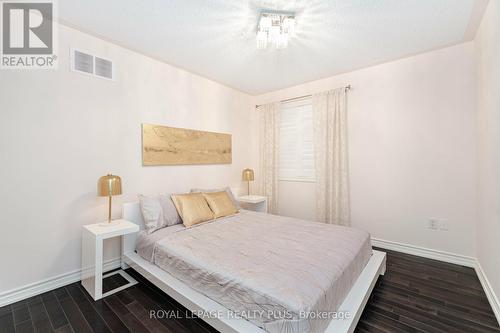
[475,260,500,324]
[0,257,121,307]
[371,238,476,267]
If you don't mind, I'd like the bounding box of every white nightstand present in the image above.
[238,195,268,213]
[81,220,139,300]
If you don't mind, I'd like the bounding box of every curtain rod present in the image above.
[255,85,351,108]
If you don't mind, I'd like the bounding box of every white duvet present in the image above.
[138,210,372,333]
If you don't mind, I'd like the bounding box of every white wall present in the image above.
[0,13,488,303]
[257,43,478,257]
[0,23,257,293]
[278,181,316,221]
[475,0,500,304]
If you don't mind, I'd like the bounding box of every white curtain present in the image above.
[312,88,350,225]
[257,102,280,214]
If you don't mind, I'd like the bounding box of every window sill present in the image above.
[279,178,316,184]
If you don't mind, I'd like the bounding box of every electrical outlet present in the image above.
[428,218,449,231]
[428,218,439,230]
[439,220,449,231]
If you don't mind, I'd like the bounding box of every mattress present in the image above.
[137,210,372,333]
[136,224,185,262]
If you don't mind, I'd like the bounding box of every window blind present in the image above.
[279,98,315,181]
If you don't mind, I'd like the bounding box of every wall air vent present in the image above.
[74,50,93,74]
[71,49,114,80]
[95,57,113,79]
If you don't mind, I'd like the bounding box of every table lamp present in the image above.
[242,168,254,195]
[98,174,122,225]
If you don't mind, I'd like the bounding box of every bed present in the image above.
[122,203,386,333]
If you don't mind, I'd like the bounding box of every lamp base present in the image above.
[99,220,121,227]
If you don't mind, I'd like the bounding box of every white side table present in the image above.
[81,220,139,300]
[238,195,268,213]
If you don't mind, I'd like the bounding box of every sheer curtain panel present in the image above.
[312,88,350,225]
[257,102,281,214]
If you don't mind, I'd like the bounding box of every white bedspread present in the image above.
[138,210,372,333]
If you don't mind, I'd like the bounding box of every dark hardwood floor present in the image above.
[356,248,500,333]
[1,249,499,333]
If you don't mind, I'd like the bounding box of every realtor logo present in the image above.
[1,0,57,69]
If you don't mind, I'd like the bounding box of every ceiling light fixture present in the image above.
[256,12,295,50]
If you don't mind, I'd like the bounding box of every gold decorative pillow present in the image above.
[203,191,239,219]
[171,193,214,227]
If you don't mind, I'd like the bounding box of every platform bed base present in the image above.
[121,202,386,333]
[123,250,385,333]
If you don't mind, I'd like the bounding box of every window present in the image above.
[279,98,315,182]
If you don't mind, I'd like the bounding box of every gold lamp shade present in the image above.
[242,168,254,181]
[98,174,122,196]
[98,174,122,224]
[242,168,254,195]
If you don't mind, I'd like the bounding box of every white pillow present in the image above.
[138,194,182,234]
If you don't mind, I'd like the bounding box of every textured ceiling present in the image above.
[57,0,484,94]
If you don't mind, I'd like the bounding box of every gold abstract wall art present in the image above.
[142,123,232,166]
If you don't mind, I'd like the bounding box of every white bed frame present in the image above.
[122,202,386,333]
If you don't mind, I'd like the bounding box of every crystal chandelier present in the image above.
[256,12,295,50]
